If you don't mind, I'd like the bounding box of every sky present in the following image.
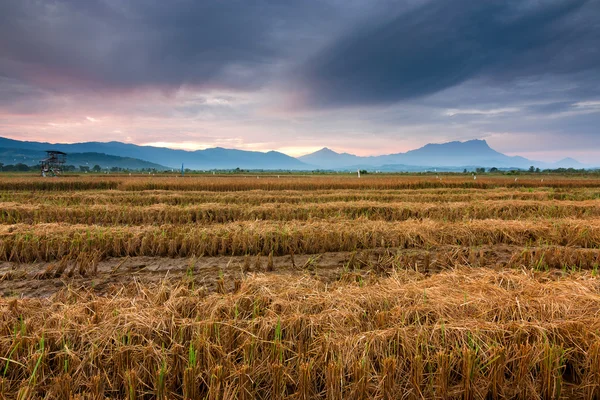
[0,0,599,162]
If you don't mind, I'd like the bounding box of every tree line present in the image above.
[0,163,159,173]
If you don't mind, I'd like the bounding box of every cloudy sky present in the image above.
[1,0,599,162]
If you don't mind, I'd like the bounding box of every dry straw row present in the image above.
[1,218,600,263]
[2,187,575,207]
[2,200,600,225]
[3,175,600,192]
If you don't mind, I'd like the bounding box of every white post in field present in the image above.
[357,169,361,178]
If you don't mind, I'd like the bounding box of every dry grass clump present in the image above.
[1,268,600,398]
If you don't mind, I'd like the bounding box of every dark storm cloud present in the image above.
[299,0,600,107]
[0,0,337,92]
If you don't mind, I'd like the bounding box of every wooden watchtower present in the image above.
[40,150,67,176]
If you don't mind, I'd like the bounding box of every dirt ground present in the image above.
[0,244,580,297]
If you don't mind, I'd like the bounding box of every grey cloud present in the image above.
[2,0,600,162]
[298,0,600,107]
[0,0,339,93]
[524,102,581,115]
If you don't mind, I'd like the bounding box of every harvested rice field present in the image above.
[2,174,600,399]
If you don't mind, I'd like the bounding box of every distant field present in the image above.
[1,174,600,399]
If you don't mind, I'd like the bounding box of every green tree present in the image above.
[528,166,535,173]
[15,163,30,171]
[92,164,102,172]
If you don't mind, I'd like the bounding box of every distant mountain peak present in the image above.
[467,139,488,144]
[554,157,588,168]
[405,139,500,159]
[468,139,492,148]
[297,147,359,169]
[314,147,338,154]
[421,139,490,148]
[298,138,555,170]
[465,139,491,148]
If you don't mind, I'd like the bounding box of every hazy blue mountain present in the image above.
[1,137,590,171]
[298,147,363,169]
[299,140,588,170]
[553,157,590,169]
[0,147,169,170]
[0,137,311,170]
[381,140,537,168]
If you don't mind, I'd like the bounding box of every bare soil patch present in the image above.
[2,244,593,297]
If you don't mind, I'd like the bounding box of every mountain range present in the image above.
[299,140,589,170]
[0,136,591,171]
[0,146,168,170]
[0,137,307,170]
